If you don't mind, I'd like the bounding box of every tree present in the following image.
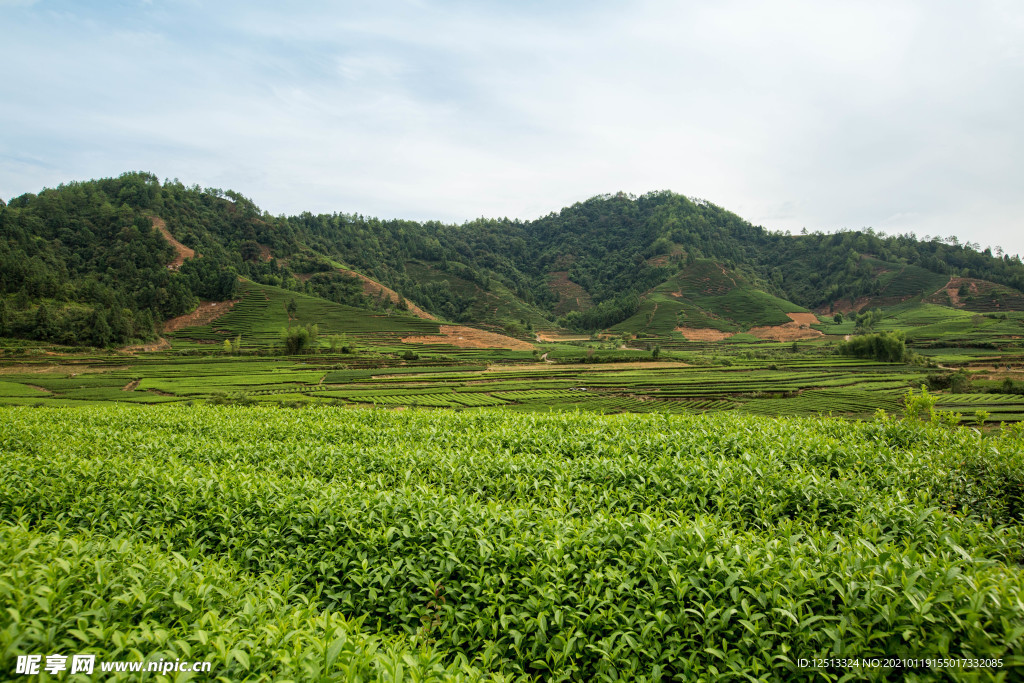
[833,312,844,324]
[34,303,54,340]
[281,324,318,354]
[853,309,883,334]
[109,307,130,342]
[286,298,298,318]
[950,368,971,393]
[136,309,156,339]
[838,331,909,363]
[240,240,262,262]
[0,298,7,336]
[88,309,112,347]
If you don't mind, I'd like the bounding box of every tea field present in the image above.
[5,351,1024,423]
[2,406,1023,681]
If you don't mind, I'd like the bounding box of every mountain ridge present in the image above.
[3,171,1024,348]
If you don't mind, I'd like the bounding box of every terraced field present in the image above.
[4,284,1024,422]
[168,280,441,348]
[0,353,937,420]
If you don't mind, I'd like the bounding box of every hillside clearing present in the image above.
[402,325,535,350]
[161,299,240,333]
[748,312,826,341]
[676,326,735,341]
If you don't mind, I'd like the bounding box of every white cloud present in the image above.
[1,0,1023,257]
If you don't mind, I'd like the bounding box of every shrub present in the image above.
[281,324,318,354]
[838,331,909,362]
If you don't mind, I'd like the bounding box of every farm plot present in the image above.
[1,406,1021,680]
[935,393,1024,423]
[0,352,959,420]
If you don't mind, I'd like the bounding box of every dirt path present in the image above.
[151,216,195,270]
[161,300,239,333]
[717,264,738,288]
[336,267,436,320]
[402,325,535,351]
[122,379,141,391]
[297,265,435,320]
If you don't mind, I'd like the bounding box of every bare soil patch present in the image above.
[535,332,590,342]
[943,277,965,307]
[818,297,872,315]
[161,300,239,333]
[786,312,822,326]
[748,312,825,341]
[120,338,172,353]
[151,216,195,270]
[403,325,535,351]
[675,327,735,341]
[923,276,975,307]
[924,277,1006,309]
[644,247,683,267]
[122,379,141,392]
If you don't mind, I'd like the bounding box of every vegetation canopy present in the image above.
[4,172,1024,345]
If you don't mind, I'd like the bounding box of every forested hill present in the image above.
[2,171,1024,346]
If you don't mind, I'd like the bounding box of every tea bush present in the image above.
[1,406,1022,681]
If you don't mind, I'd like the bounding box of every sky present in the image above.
[1,0,1022,255]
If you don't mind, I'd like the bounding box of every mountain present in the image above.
[2,171,1024,348]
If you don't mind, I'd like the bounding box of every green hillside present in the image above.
[5,172,1024,349]
[609,260,808,338]
[167,280,440,349]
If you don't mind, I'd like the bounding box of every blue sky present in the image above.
[2,0,1023,255]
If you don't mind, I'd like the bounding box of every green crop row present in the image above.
[5,406,1022,680]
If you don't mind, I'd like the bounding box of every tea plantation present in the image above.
[2,406,1022,681]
